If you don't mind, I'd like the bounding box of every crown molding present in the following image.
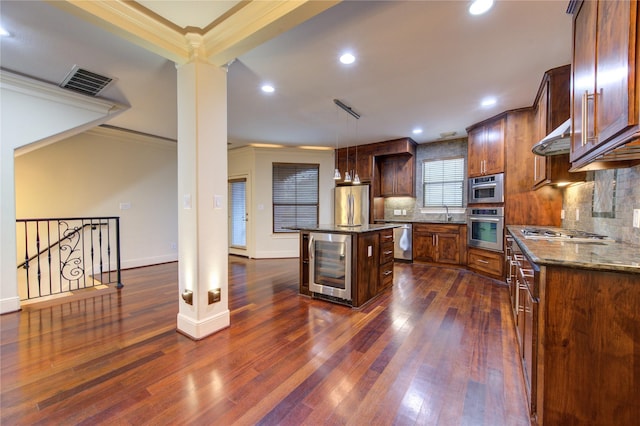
[50,0,340,67]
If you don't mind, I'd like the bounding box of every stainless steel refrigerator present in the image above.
[334,185,370,227]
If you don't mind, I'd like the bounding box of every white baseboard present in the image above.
[177,310,230,340]
[0,296,21,314]
[253,250,298,259]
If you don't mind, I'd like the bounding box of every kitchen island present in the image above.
[506,225,639,425]
[292,224,399,308]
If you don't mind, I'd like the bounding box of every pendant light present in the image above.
[333,99,360,184]
[352,118,361,185]
[344,140,352,183]
[333,106,342,180]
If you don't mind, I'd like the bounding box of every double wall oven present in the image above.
[467,172,505,252]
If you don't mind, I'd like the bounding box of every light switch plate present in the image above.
[633,209,640,228]
[575,209,580,221]
[394,209,401,215]
[560,209,565,219]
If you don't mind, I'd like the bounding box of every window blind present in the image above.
[423,157,465,207]
[272,163,319,232]
[229,179,246,247]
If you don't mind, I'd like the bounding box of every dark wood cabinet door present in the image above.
[394,156,414,196]
[436,233,460,265]
[595,0,637,142]
[355,149,372,182]
[413,231,436,263]
[379,158,396,196]
[533,82,549,186]
[355,233,379,305]
[484,118,505,175]
[571,0,598,161]
[467,127,485,177]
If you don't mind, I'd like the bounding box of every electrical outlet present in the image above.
[170,242,177,250]
[402,209,407,216]
[576,209,580,221]
[560,209,565,219]
[633,209,640,228]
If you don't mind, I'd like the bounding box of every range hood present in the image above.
[532,118,571,156]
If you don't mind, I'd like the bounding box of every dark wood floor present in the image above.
[1,257,530,425]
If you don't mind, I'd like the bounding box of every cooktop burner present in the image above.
[521,227,610,241]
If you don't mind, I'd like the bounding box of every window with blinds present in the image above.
[423,157,465,207]
[272,163,319,233]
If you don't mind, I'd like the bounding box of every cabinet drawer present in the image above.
[379,262,394,289]
[380,241,394,264]
[380,229,394,243]
[468,248,503,278]
[413,223,460,234]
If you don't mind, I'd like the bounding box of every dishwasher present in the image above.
[393,223,412,261]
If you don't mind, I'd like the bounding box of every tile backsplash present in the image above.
[563,165,639,245]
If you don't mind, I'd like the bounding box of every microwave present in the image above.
[468,173,504,204]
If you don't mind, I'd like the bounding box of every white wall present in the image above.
[1,70,127,313]
[14,126,178,269]
[228,146,334,258]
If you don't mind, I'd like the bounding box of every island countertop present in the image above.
[507,225,640,274]
[287,223,400,234]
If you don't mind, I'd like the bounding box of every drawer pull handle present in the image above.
[384,250,393,255]
[477,259,489,264]
[384,271,393,276]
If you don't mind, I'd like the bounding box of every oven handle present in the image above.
[308,235,314,261]
[469,217,502,222]
[472,183,497,189]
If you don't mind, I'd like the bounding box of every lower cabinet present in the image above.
[413,224,466,265]
[467,247,504,279]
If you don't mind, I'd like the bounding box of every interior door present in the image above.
[229,178,247,254]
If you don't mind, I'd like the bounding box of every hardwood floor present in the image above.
[1,257,530,425]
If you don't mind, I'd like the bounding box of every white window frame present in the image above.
[422,157,465,208]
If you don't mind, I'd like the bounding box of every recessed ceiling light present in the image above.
[412,128,423,135]
[481,97,497,107]
[339,53,356,65]
[469,0,494,15]
[0,26,10,37]
[261,84,275,93]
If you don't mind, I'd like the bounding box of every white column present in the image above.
[176,37,229,339]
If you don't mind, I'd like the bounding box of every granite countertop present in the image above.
[287,223,401,234]
[507,225,640,274]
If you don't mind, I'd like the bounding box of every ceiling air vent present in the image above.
[59,66,115,96]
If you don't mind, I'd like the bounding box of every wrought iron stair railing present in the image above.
[16,217,123,301]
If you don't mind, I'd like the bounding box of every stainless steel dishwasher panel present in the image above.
[393,224,412,261]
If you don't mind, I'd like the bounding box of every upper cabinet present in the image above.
[533,65,586,188]
[467,117,505,177]
[569,0,640,170]
[379,154,414,197]
[335,137,416,197]
[335,145,373,184]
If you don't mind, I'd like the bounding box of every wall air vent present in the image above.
[59,66,115,96]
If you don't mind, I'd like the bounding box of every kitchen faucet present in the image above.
[444,205,452,222]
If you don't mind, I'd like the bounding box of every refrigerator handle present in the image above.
[308,235,314,261]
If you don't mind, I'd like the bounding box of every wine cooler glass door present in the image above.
[309,233,352,301]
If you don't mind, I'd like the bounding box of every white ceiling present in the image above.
[0,1,573,148]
